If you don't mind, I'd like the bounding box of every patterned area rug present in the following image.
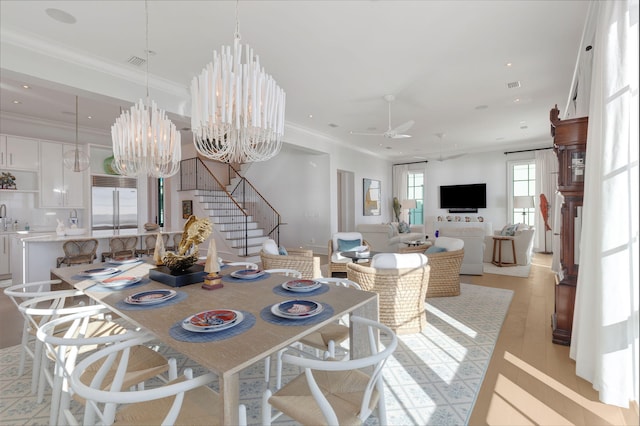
[483,261,531,277]
[0,283,512,425]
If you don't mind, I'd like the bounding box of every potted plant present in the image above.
[0,172,16,190]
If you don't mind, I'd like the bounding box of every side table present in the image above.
[491,236,517,267]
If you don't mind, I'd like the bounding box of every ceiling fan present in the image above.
[350,94,414,139]
[429,133,467,162]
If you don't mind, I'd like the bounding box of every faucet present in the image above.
[69,209,78,227]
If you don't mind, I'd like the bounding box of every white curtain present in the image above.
[534,149,558,253]
[570,0,639,409]
[392,164,409,221]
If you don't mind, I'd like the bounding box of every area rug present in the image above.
[483,261,531,277]
[0,283,512,425]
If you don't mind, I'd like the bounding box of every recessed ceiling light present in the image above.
[505,62,513,67]
[45,8,76,24]
[87,116,93,119]
[513,98,521,103]
[22,85,30,89]
[308,114,313,118]
[12,100,21,104]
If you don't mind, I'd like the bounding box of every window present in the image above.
[157,178,165,227]
[407,171,424,225]
[509,161,535,225]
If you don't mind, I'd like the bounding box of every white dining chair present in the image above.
[4,279,64,387]
[37,308,175,425]
[64,334,246,426]
[225,261,259,270]
[16,287,96,399]
[262,316,398,426]
[263,268,302,278]
[270,277,362,390]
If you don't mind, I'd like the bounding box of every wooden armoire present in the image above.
[549,105,588,345]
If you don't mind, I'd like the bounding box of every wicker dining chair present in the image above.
[56,239,98,268]
[347,253,430,335]
[136,233,169,257]
[101,236,138,262]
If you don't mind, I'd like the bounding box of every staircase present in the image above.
[195,189,266,260]
[180,158,281,262]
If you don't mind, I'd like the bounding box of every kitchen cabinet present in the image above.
[40,142,86,208]
[0,135,39,170]
[550,105,588,346]
[0,234,10,277]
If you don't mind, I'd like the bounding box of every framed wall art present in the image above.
[182,200,193,219]
[363,178,381,216]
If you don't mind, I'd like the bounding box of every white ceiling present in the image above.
[0,0,590,163]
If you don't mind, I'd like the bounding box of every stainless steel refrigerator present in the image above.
[91,176,138,230]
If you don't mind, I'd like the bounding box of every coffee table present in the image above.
[341,250,378,263]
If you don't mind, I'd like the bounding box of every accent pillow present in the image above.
[398,221,410,233]
[262,239,280,255]
[425,246,447,254]
[500,224,518,236]
[278,246,288,256]
[337,238,361,252]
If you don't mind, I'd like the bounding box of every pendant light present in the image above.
[190,0,286,163]
[110,0,181,178]
[62,96,90,172]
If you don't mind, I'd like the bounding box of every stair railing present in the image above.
[180,158,280,255]
[226,163,281,244]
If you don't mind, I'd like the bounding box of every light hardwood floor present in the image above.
[1,255,637,425]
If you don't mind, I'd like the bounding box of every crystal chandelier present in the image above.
[62,96,90,172]
[190,1,286,163]
[111,0,181,178]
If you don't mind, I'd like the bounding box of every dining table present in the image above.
[50,260,379,425]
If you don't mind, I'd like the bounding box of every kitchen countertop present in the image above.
[11,228,183,243]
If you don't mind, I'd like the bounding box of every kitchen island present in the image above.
[10,228,183,284]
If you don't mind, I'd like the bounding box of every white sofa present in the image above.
[439,227,485,275]
[482,225,535,266]
[356,223,425,253]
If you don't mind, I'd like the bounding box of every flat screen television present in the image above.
[439,183,486,211]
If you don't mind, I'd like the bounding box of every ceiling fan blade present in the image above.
[390,133,412,139]
[350,131,383,136]
[391,120,414,134]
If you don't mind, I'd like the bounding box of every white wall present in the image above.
[422,150,536,237]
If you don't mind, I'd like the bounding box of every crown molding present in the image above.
[0,111,110,138]
[1,27,189,99]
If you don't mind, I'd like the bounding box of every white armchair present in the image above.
[356,223,425,252]
[483,225,535,266]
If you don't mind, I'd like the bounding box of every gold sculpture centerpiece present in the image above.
[163,215,212,272]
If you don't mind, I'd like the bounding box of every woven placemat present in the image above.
[113,291,188,311]
[86,277,150,293]
[260,303,334,326]
[272,283,329,297]
[222,272,271,283]
[169,311,256,342]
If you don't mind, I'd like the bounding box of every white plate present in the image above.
[79,267,120,277]
[181,310,244,333]
[109,257,142,265]
[282,279,321,293]
[125,289,176,305]
[270,300,323,319]
[230,269,265,280]
[100,275,142,289]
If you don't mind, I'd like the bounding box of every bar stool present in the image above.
[56,239,98,268]
[491,236,517,267]
[136,233,169,256]
[101,236,138,262]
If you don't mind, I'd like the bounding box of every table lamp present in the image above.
[513,196,535,224]
[403,199,417,224]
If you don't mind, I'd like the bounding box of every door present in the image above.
[92,186,116,230]
[117,188,138,229]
